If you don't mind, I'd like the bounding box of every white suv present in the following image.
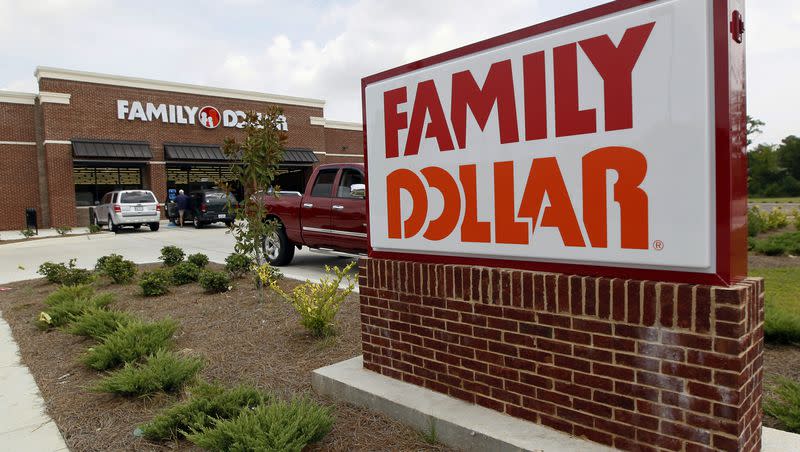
[94,190,161,232]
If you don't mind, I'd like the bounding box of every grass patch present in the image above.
[750,267,800,344]
[186,396,333,451]
[765,378,800,433]
[750,197,800,204]
[66,308,136,340]
[92,350,203,396]
[82,319,178,370]
[139,382,271,440]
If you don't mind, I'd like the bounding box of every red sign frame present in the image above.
[361,0,747,287]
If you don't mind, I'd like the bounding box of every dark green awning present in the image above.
[72,140,152,159]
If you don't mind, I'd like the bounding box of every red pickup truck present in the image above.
[261,163,367,265]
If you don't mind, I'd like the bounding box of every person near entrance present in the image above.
[175,189,190,227]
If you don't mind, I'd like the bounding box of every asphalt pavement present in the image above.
[0,222,358,285]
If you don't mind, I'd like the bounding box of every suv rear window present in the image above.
[120,191,156,203]
[204,192,235,201]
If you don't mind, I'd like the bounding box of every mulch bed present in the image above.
[0,264,448,451]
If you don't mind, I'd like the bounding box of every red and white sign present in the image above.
[116,100,288,131]
[362,0,747,285]
[198,106,221,129]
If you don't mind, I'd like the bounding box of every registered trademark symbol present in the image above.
[653,240,664,251]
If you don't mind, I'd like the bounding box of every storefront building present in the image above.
[0,67,364,230]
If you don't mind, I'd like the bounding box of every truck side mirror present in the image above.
[350,184,366,198]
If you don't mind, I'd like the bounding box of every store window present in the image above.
[74,166,143,206]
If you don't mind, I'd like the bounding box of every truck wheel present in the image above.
[193,217,203,229]
[264,226,294,266]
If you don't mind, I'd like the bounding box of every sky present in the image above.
[0,0,796,146]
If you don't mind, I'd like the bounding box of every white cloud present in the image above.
[0,0,796,145]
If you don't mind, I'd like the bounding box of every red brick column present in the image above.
[358,258,764,451]
[145,163,167,218]
[44,142,76,228]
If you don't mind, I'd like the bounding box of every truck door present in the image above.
[300,168,338,248]
[329,167,367,252]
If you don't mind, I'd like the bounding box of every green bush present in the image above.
[20,228,36,239]
[766,208,791,230]
[37,293,115,329]
[67,308,136,340]
[82,319,178,370]
[765,378,800,433]
[224,253,253,278]
[795,209,800,231]
[95,254,137,284]
[140,270,172,297]
[159,246,185,267]
[92,350,203,396]
[55,226,72,236]
[88,223,102,234]
[199,271,231,294]
[752,232,800,256]
[271,262,355,338]
[44,284,95,307]
[748,207,765,237]
[37,259,94,286]
[255,263,283,287]
[186,396,333,451]
[171,262,201,285]
[140,382,270,440]
[187,253,210,268]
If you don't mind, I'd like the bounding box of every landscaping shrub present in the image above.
[139,270,172,297]
[82,319,178,370]
[159,246,185,266]
[95,254,137,284]
[37,293,115,329]
[67,308,136,340]
[186,396,333,451]
[199,271,231,294]
[765,378,800,433]
[748,207,765,237]
[55,226,72,236]
[765,208,790,230]
[140,382,270,440]
[255,262,283,287]
[187,253,210,268]
[44,284,95,307]
[271,262,355,338]
[171,262,201,285]
[37,259,94,286]
[795,210,800,231]
[92,350,203,396]
[224,253,252,278]
[752,232,800,256]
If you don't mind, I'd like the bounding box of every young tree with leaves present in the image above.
[221,109,286,268]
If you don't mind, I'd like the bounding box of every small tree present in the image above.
[221,110,285,281]
[747,115,765,147]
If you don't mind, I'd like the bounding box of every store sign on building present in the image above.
[116,100,288,130]
[362,0,746,285]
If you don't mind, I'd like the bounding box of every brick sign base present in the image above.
[358,258,764,451]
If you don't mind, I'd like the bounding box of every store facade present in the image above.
[0,67,363,230]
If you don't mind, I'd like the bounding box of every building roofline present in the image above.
[0,90,37,105]
[34,66,326,109]
[309,116,363,131]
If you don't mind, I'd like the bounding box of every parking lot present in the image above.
[0,222,358,285]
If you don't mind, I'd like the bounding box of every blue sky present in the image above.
[0,0,796,146]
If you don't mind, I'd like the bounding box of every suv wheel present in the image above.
[149,222,160,231]
[109,215,120,233]
[264,225,294,266]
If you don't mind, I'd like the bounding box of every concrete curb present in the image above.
[313,356,613,452]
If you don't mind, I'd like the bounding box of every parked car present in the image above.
[94,189,161,232]
[257,163,366,266]
[166,189,237,228]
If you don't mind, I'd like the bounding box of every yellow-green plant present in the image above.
[254,263,282,287]
[271,262,355,338]
[765,207,790,230]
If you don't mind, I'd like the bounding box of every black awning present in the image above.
[164,144,318,165]
[283,148,319,165]
[72,140,152,159]
[164,144,228,161]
